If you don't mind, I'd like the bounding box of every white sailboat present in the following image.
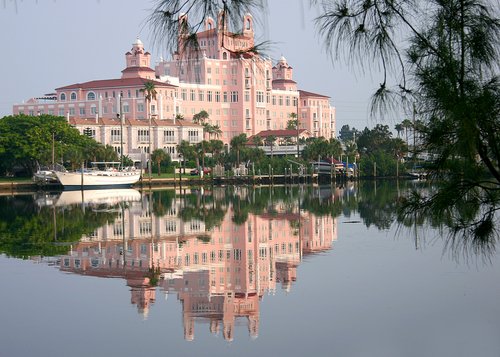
[55,162,141,190]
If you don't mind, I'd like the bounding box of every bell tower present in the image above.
[122,38,154,79]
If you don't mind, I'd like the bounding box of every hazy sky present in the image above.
[0,0,396,132]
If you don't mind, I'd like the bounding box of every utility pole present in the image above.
[118,92,124,169]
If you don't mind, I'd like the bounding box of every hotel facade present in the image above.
[13,14,336,162]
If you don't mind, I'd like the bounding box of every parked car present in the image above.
[190,167,212,175]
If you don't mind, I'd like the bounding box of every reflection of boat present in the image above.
[55,162,141,190]
[408,166,428,179]
[55,188,142,207]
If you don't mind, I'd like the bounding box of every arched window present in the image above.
[70,92,77,101]
[87,92,96,101]
[246,18,251,30]
[60,93,66,101]
[222,52,228,60]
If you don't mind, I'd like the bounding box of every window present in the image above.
[58,108,64,116]
[215,91,220,102]
[223,91,228,102]
[137,103,144,112]
[207,91,213,102]
[111,129,121,142]
[181,89,187,101]
[231,91,238,102]
[163,130,175,143]
[70,92,77,101]
[87,92,96,101]
[198,90,204,101]
[272,96,276,105]
[60,93,66,101]
[190,89,196,101]
[256,91,264,103]
[138,129,150,143]
[245,91,250,102]
[79,107,86,115]
[166,220,177,233]
[123,103,129,113]
[90,106,97,115]
[188,130,200,142]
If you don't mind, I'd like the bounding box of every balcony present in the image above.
[163,137,176,144]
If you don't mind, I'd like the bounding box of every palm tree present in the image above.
[140,81,157,181]
[394,123,404,138]
[230,134,248,166]
[287,112,300,157]
[176,140,192,174]
[209,139,224,164]
[192,110,209,125]
[251,135,263,149]
[151,148,168,176]
[197,140,211,171]
[401,119,412,145]
[265,135,277,159]
[212,124,222,139]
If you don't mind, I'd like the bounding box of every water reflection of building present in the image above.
[58,192,337,340]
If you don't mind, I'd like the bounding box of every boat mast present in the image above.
[52,132,55,169]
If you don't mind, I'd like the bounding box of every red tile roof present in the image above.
[252,129,309,138]
[298,89,330,98]
[68,116,203,128]
[56,77,175,91]
[121,66,155,74]
[272,79,297,84]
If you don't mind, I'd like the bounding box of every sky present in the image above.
[0,0,398,133]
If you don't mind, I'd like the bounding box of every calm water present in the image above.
[1,182,499,357]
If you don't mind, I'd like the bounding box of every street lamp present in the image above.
[148,113,153,186]
[118,91,124,169]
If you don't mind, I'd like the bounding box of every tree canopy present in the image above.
[0,114,116,176]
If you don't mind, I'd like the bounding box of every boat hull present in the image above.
[55,170,141,190]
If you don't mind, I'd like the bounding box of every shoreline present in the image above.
[0,174,421,193]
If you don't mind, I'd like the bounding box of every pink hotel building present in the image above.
[13,14,336,162]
